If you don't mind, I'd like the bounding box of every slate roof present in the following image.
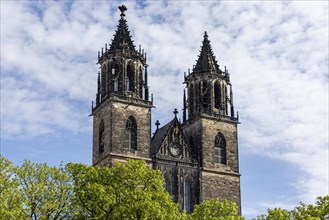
[193,31,221,74]
[150,119,175,156]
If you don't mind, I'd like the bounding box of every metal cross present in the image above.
[173,108,178,117]
[155,120,160,130]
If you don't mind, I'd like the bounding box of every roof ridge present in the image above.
[150,118,176,153]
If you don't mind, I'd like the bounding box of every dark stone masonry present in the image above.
[91,5,241,214]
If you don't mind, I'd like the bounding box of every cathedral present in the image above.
[91,5,241,214]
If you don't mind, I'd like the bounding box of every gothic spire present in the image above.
[193,31,220,73]
[109,5,135,52]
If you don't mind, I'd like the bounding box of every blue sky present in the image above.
[1,1,328,219]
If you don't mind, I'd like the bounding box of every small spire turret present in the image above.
[193,31,220,74]
[109,5,135,52]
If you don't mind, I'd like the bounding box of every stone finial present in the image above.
[119,5,127,17]
[204,31,208,38]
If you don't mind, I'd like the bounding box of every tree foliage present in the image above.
[17,161,73,219]
[67,159,182,219]
[189,198,245,220]
[254,208,290,220]
[254,196,329,220]
[1,156,73,219]
[1,155,328,220]
[0,156,25,219]
[291,196,329,220]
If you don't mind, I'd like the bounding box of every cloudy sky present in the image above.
[1,0,328,219]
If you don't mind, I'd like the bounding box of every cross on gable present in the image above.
[155,120,160,130]
[173,108,178,117]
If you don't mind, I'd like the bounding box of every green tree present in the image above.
[291,196,329,220]
[14,160,73,219]
[0,156,25,219]
[67,159,182,220]
[254,196,329,220]
[189,198,244,220]
[254,208,290,220]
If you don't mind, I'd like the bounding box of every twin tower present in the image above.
[91,5,241,213]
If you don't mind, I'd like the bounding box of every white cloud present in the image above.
[1,0,328,218]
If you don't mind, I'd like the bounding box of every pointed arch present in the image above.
[99,120,105,154]
[126,64,135,92]
[139,66,143,98]
[112,64,120,92]
[184,176,192,214]
[214,81,221,109]
[202,81,211,111]
[101,65,107,100]
[214,132,226,164]
[117,64,123,93]
[126,116,137,150]
[189,83,194,117]
[223,84,228,115]
[196,82,201,113]
[107,63,112,93]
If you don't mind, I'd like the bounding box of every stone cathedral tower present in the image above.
[92,5,152,167]
[182,31,241,209]
[92,5,241,214]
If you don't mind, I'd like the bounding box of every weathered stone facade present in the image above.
[93,99,152,167]
[91,5,241,214]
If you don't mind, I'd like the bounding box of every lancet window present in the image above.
[214,81,221,109]
[139,66,143,98]
[126,64,134,92]
[189,83,194,116]
[202,81,211,111]
[99,120,105,154]
[184,178,192,214]
[126,116,137,150]
[101,65,107,100]
[214,132,226,164]
[113,64,119,92]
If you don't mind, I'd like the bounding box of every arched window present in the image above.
[196,82,201,112]
[202,81,211,111]
[127,64,134,92]
[223,84,228,115]
[139,66,143,98]
[184,178,192,214]
[214,133,226,164]
[99,120,105,154]
[101,65,107,100]
[108,64,112,92]
[214,81,221,109]
[189,83,194,116]
[113,64,119,92]
[126,116,137,150]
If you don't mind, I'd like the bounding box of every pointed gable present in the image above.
[151,117,194,163]
[109,7,135,52]
[193,31,221,74]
